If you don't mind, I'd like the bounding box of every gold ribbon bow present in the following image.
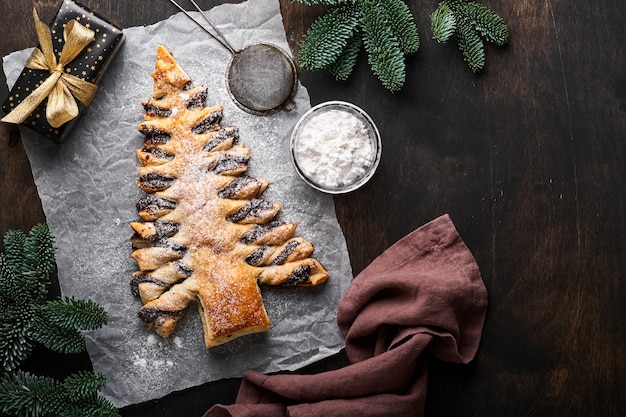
[2,8,98,128]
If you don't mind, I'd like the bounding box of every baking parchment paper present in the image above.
[2,0,352,408]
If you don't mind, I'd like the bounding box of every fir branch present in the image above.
[360,0,406,92]
[431,0,508,72]
[23,223,56,282]
[0,226,118,416]
[298,4,359,70]
[431,2,456,43]
[68,396,119,417]
[294,0,509,87]
[1,225,53,307]
[461,1,509,45]
[0,254,9,289]
[0,253,15,306]
[0,371,65,417]
[2,230,27,280]
[43,297,109,331]
[31,314,87,354]
[62,371,107,402]
[456,14,485,72]
[328,30,362,80]
[295,0,418,91]
[380,0,419,54]
[0,321,34,373]
[0,371,116,417]
[0,225,57,373]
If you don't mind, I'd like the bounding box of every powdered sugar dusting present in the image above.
[8,0,352,408]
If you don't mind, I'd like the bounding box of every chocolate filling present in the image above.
[130,274,170,297]
[154,239,187,255]
[147,221,180,241]
[203,127,240,152]
[141,147,174,161]
[186,87,208,109]
[138,308,185,325]
[192,108,224,134]
[139,125,171,145]
[136,194,177,213]
[175,261,194,277]
[212,154,250,174]
[282,265,311,287]
[240,221,284,244]
[226,199,275,223]
[272,240,300,265]
[142,102,172,117]
[138,173,175,192]
[218,176,260,199]
[245,245,269,266]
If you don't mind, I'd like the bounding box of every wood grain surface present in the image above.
[1,0,625,416]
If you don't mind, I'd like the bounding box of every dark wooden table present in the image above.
[1,0,625,416]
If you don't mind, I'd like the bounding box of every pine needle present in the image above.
[295,0,418,91]
[0,321,34,373]
[44,297,109,331]
[360,0,406,92]
[0,225,119,416]
[456,16,485,72]
[23,223,56,281]
[461,1,509,45]
[328,31,362,80]
[431,2,456,43]
[2,230,26,280]
[63,372,107,401]
[380,0,420,54]
[32,314,87,354]
[298,4,359,70]
[295,0,508,86]
[0,371,64,416]
[0,370,117,417]
[430,0,508,72]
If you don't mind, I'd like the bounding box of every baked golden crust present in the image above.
[131,45,329,348]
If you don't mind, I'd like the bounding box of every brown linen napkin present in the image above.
[203,214,488,417]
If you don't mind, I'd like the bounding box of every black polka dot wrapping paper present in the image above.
[1,0,124,143]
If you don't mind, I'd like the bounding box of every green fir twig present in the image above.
[0,224,118,417]
[431,0,509,72]
[293,0,509,90]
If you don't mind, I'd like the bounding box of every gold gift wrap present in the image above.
[2,0,124,143]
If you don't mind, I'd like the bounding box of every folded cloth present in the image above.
[203,214,487,417]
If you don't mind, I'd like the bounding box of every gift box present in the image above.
[1,0,124,143]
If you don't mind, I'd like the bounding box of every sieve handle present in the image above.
[167,0,237,55]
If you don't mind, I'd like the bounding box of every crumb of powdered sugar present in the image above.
[173,336,183,348]
[133,357,148,367]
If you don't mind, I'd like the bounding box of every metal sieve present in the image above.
[168,0,298,115]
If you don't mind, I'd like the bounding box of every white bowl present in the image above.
[290,101,382,194]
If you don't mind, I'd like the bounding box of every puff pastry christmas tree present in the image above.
[130,46,329,348]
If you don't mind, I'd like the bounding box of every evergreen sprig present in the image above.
[328,31,362,80]
[0,371,117,417]
[294,0,509,89]
[62,371,108,402]
[431,0,509,72]
[0,371,64,417]
[361,0,407,92]
[44,297,109,332]
[380,0,420,54]
[295,0,419,92]
[298,3,360,71]
[0,225,118,417]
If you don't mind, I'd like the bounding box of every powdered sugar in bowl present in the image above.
[290,101,382,194]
